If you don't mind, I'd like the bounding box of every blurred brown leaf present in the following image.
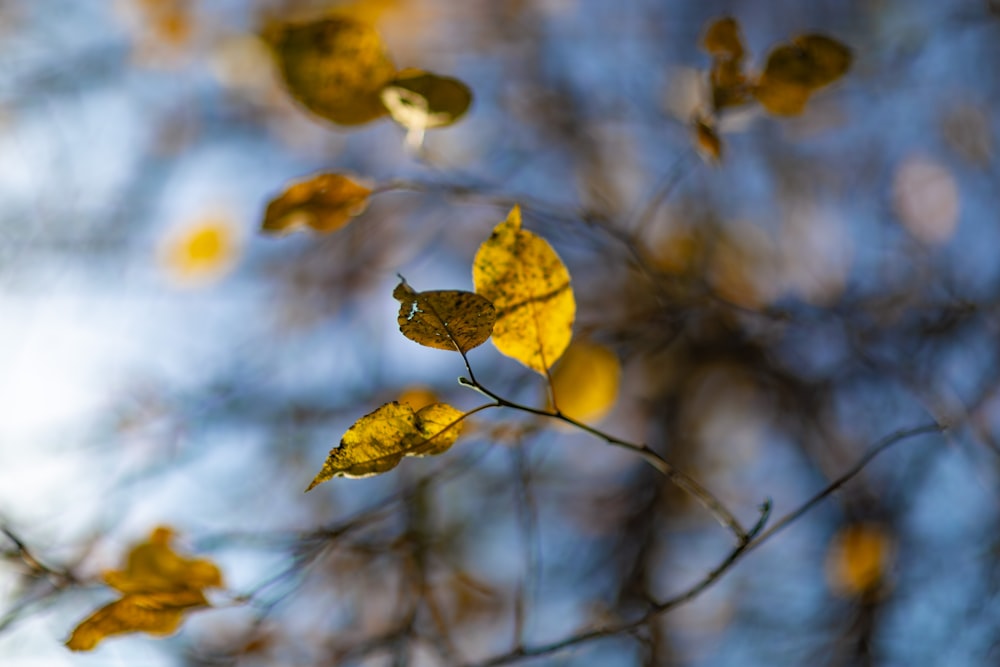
[754,34,851,116]
[262,173,372,235]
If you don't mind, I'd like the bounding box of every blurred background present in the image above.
[0,0,998,665]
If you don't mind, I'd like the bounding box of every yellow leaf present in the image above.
[66,527,223,652]
[307,401,465,489]
[472,206,575,375]
[413,403,466,456]
[262,173,372,235]
[271,17,396,126]
[102,526,223,595]
[162,218,240,285]
[392,280,496,353]
[753,34,851,116]
[550,341,621,423]
[380,68,473,131]
[701,17,744,60]
[66,590,209,651]
[398,385,438,411]
[825,523,893,597]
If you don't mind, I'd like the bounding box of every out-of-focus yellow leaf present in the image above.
[398,385,438,411]
[380,68,473,131]
[162,218,240,285]
[754,34,851,116]
[66,590,208,651]
[271,17,396,126]
[102,526,223,595]
[693,115,723,162]
[262,173,372,235]
[826,523,893,597]
[701,17,744,60]
[66,527,223,652]
[392,280,496,353]
[413,403,466,456]
[550,341,621,423]
[116,0,197,67]
[472,206,575,375]
[307,401,465,489]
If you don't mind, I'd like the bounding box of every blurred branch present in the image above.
[465,421,945,666]
[0,523,80,635]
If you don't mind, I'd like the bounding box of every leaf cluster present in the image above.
[694,17,852,160]
[306,205,583,489]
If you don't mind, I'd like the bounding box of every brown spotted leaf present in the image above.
[392,280,495,353]
[271,17,396,126]
[307,401,465,489]
[472,206,575,375]
[262,173,371,235]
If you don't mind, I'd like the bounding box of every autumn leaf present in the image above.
[825,523,893,597]
[701,17,744,60]
[549,341,621,423]
[271,16,396,126]
[412,403,466,456]
[66,527,223,651]
[307,401,465,489]
[161,217,240,285]
[472,206,575,375]
[380,68,473,131]
[102,526,223,595]
[398,385,438,411]
[754,34,851,116]
[66,590,209,651]
[262,173,372,235]
[701,17,751,112]
[392,279,496,353]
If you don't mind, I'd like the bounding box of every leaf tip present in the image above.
[506,205,522,229]
[392,277,415,303]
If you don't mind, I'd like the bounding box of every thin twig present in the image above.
[458,377,749,543]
